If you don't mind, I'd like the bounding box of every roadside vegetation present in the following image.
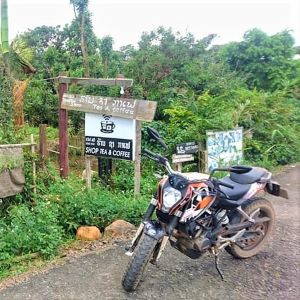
[0,0,299,279]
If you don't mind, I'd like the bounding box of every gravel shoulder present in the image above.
[0,165,299,300]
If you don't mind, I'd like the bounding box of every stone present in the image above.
[104,220,135,237]
[76,226,101,241]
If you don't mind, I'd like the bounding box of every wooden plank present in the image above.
[61,93,157,122]
[172,154,194,164]
[49,149,60,154]
[58,76,133,87]
[134,121,142,197]
[0,143,36,148]
[58,82,69,178]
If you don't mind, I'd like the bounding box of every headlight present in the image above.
[162,186,182,213]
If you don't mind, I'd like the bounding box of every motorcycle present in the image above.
[122,127,288,292]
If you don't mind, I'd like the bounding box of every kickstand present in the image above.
[214,254,224,281]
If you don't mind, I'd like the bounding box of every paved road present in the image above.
[0,165,299,300]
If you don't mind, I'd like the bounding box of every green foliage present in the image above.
[0,201,64,261]
[24,79,58,126]
[164,88,300,165]
[49,178,149,231]
[222,29,296,91]
[0,75,13,130]
[0,154,23,173]
[0,171,149,273]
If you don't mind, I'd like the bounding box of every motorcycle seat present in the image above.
[230,166,269,184]
[219,176,251,200]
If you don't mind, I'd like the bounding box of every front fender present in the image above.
[144,220,165,240]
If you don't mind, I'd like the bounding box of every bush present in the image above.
[45,177,149,232]
[164,88,300,167]
[0,172,151,273]
[0,201,64,260]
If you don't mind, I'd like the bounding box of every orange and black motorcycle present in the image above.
[122,128,288,292]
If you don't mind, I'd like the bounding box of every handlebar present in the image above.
[142,149,164,163]
[142,149,158,160]
[142,149,173,174]
[157,138,167,150]
[142,149,234,190]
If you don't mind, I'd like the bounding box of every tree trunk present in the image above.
[13,80,29,127]
[80,12,90,78]
[1,0,9,54]
[1,0,10,76]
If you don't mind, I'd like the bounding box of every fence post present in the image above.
[30,134,37,194]
[58,81,69,178]
[85,156,92,189]
[134,121,141,197]
[39,124,48,168]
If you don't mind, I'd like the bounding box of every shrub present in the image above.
[45,177,150,232]
[0,201,64,260]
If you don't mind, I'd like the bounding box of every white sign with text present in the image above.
[85,113,136,161]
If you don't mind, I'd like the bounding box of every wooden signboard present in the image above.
[61,94,157,122]
[172,154,194,172]
[172,154,194,163]
[57,76,157,196]
[176,141,199,155]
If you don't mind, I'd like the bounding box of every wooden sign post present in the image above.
[134,121,142,196]
[58,81,69,178]
[57,76,133,179]
[58,76,157,196]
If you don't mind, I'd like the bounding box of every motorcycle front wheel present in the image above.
[122,233,158,292]
[226,197,275,259]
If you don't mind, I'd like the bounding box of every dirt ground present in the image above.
[0,165,299,300]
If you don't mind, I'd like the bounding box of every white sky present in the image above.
[6,0,300,49]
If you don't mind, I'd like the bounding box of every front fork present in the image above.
[125,198,169,263]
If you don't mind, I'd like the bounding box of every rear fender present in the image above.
[266,181,289,199]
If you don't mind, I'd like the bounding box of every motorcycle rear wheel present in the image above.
[122,233,158,292]
[225,197,275,259]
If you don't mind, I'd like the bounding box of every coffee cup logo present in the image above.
[100,115,115,134]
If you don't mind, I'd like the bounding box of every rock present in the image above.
[76,226,101,241]
[104,220,135,237]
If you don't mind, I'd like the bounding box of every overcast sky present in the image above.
[6,0,300,49]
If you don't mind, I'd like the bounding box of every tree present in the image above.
[1,0,10,75]
[100,36,113,77]
[70,0,91,77]
[222,29,295,91]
